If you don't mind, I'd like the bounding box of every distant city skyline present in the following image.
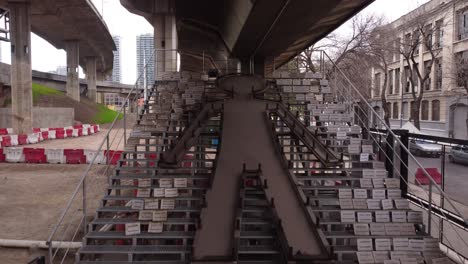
[108,35,122,83]
[136,34,155,87]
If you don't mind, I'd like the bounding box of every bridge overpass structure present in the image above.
[0,0,116,134]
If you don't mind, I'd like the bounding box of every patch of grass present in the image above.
[32,83,63,102]
[92,104,123,124]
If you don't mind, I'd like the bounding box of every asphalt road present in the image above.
[409,154,468,205]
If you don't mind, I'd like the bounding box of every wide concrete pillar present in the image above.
[66,40,80,101]
[154,14,177,79]
[86,56,97,102]
[9,1,33,134]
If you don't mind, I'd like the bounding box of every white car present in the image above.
[409,140,442,158]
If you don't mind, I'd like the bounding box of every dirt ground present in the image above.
[0,163,108,263]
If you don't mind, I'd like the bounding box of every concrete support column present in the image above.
[154,14,177,79]
[9,1,33,134]
[96,92,105,104]
[86,56,97,102]
[66,40,80,101]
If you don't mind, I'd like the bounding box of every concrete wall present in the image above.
[0,107,74,128]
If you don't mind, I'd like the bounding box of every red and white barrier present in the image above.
[0,147,122,165]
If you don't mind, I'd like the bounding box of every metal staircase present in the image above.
[234,164,291,263]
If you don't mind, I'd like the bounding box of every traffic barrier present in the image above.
[5,147,25,162]
[1,136,11,147]
[45,149,65,164]
[27,133,40,144]
[40,128,49,132]
[73,124,83,129]
[64,149,86,164]
[24,148,47,163]
[0,128,8,135]
[18,135,28,145]
[33,128,41,133]
[105,150,123,165]
[48,130,56,139]
[56,129,66,139]
[415,168,442,185]
[84,150,106,164]
[6,128,12,134]
[182,154,193,168]
[0,148,5,162]
[72,129,79,137]
[65,129,73,138]
[41,131,49,141]
[82,128,88,136]
[146,153,158,166]
[10,135,19,146]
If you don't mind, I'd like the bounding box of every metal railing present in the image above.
[45,49,157,264]
[313,49,468,262]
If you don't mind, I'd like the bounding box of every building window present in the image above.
[394,38,401,60]
[435,19,444,47]
[374,73,381,97]
[458,9,468,40]
[424,23,433,51]
[388,70,394,94]
[421,100,429,120]
[393,102,399,119]
[404,66,411,93]
[413,30,420,55]
[435,58,442,90]
[402,101,409,119]
[395,68,400,94]
[432,100,440,121]
[424,61,432,91]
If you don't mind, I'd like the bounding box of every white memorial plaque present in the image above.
[391,211,407,222]
[321,86,332,93]
[358,212,373,223]
[360,153,370,162]
[373,161,385,169]
[373,189,386,200]
[387,189,401,199]
[145,199,159,210]
[148,222,164,233]
[409,239,424,252]
[394,199,410,209]
[160,199,175,210]
[385,223,401,235]
[407,212,423,223]
[363,169,375,179]
[341,210,356,222]
[393,238,409,251]
[353,199,368,209]
[376,211,390,223]
[125,222,141,236]
[432,257,451,264]
[137,188,151,198]
[354,189,368,199]
[350,138,362,145]
[360,179,373,188]
[296,94,306,101]
[385,178,400,189]
[357,252,375,264]
[153,188,165,197]
[349,144,361,154]
[400,259,418,264]
[374,251,390,263]
[362,145,373,153]
[358,239,374,251]
[384,260,401,264]
[401,223,416,235]
[424,238,440,251]
[131,199,144,210]
[320,79,329,86]
[340,199,354,209]
[138,210,153,221]
[164,188,179,198]
[316,94,323,102]
[159,178,173,188]
[153,210,168,221]
[367,199,381,210]
[337,131,348,140]
[382,199,394,210]
[339,189,353,199]
[390,252,408,260]
[311,85,320,93]
[375,238,392,251]
[374,169,388,178]
[138,178,152,187]
[174,178,188,188]
[354,223,370,235]
[370,223,386,236]
[373,178,385,188]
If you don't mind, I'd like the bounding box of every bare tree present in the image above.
[396,13,443,130]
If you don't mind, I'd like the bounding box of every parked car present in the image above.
[409,139,442,157]
[448,145,468,165]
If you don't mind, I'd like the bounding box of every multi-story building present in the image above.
[371,0,468,139]
[49,65,67,76]
[136,33,155,88]
[107,35,122,83]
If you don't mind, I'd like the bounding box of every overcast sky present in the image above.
[0,0,429,84]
